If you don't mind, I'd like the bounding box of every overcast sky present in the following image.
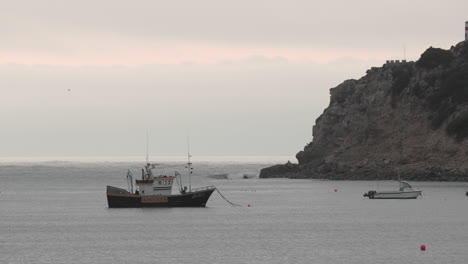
[1,0,467,158]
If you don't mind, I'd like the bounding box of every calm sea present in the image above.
[1,157,468,264]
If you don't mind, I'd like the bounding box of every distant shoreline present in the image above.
[0,156,293,164]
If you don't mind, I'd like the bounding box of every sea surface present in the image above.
[1,157,468,264]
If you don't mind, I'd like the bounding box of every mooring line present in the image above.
[215,188,242,207]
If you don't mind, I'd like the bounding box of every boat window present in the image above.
[399,182,412,191]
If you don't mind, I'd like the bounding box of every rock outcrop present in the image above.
[260,41,468,181]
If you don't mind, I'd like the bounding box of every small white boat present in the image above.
[364,181,421,199]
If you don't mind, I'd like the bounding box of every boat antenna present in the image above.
[146,129,149,165]
[187,135,192,192]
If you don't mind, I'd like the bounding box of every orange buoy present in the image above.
[420,245,426,251]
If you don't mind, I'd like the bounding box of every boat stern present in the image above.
[106,185,141,208]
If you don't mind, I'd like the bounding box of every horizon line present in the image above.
[0,155,296,163]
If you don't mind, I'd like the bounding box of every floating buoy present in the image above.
[420,245,426,251]
[334,189,338,192]
[247,204,251,207]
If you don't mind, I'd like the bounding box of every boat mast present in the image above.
[187,136,192,192]
[146,129,149,165]
[127,172,131,193]
[127,170,134,193]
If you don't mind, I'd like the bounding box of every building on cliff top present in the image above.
[465,21,468,40]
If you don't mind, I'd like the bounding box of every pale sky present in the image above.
[1,0,467,157]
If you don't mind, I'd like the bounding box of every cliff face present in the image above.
[260,41,468,181]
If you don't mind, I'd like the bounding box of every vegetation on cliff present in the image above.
[416,47,454,69]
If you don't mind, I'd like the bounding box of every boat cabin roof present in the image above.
[399,181,413,191]
[135,179,154,185]
[135,176,176,185]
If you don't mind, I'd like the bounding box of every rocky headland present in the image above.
[260,41,468,181]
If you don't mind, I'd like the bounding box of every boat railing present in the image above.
[192,186,216,192]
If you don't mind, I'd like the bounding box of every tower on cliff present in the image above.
[466,21,468,40]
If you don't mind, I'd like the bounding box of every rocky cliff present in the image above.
[260,41,468,181]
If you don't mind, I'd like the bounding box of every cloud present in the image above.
[2,0,467,66]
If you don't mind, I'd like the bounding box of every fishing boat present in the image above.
[107,151,215,208]
[363,181,421,199]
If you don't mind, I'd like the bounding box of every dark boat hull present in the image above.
[106,185,215,208]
